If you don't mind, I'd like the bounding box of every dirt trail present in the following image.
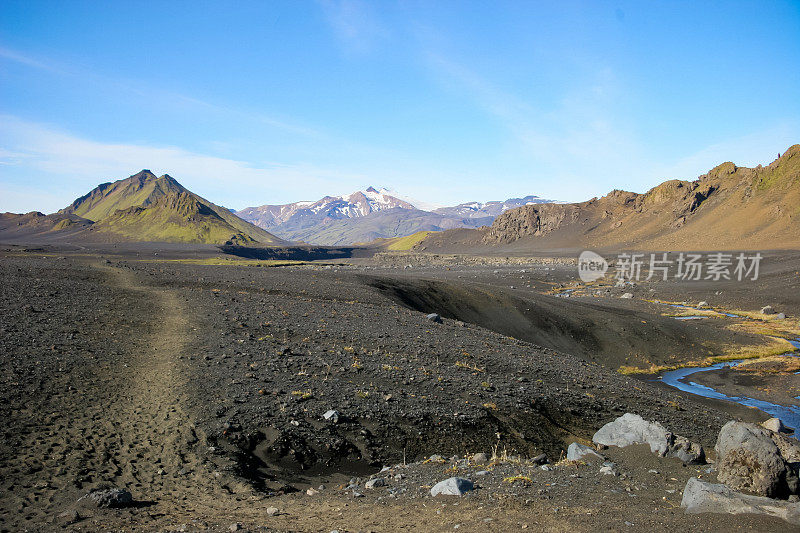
[0,260,260,531]
[83,263,262,526]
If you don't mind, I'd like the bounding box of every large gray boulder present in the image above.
[682,477,800,525]
[566,442,602,462]
[430,477,474,496]
[593,413,705,463]
[593,413,672,454]
[715,421,799,498]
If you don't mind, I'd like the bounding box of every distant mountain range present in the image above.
[236,188,557,245]
[1,170,286,245]
[415,144,800,252]
[9,144,794,251]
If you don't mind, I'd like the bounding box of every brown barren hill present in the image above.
[418,145,800,252]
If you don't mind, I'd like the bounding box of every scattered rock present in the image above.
[715,421,799,498]
[532,453,548,465]
[599,462,618,476]
[83,487,133,508]
[762,418,791,434]
[669,435,706,464]
[777,313,787,319]
[306,487,319,496]
[365,478,386,489]
[322,409,340,423]
[426,313,443,323]
[761,305,776,315]
[698,301,709,307]
[430,477,474,496]
[593,413,671,455]
[55,509,80,526]
[229,523,242,532]
[620,293,634,299]
[266,507,279,516]
[566,442,602,461]
[593,413,705,463]
[471,452,488,464]
[681,477,800,525]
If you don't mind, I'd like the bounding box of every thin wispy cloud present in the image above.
[0,44,320,139]
[0,45,61,72]
[0,116,369,213]
[319,0,387,55]
[423,50,649,197]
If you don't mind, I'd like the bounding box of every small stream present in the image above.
[653,299,800,429]
[658,338,800,430]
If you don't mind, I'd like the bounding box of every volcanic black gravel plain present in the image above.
[0,245,794,531]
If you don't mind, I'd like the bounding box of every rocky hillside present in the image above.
[2,170,287,245]
[238,188,556,245]
[418,145,800,252]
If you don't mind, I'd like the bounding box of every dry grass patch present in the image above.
[618,336,796,375]
[735,355,800,373]
[142,257,306,267]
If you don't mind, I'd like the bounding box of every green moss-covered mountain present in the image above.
[55,170,286,245]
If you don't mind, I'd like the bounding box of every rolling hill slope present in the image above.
[416,145,800,252]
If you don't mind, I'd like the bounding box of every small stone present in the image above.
[55,509,80,525]
[620,293,634,299]
[306,487,319,496]
[323,410,340,423]
[430,477,474,496]
[761,305,776,315]
[229,524,242,532]
[566,442,603,461]
[365,478,386,489]
[776,313,786,319]
[762,417,790,434]
[532,453,548,465]
[698,301,709,307]
[471,452,488,464]
[266,507,279,516]
[84,487,133,508]
[426,313,443,323]
[599,464,618,476]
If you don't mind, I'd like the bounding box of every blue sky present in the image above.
[1,0,799,213]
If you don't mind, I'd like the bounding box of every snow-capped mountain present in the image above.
[236,187,414,230]
[236,188,558,245]
[433,195,557,219]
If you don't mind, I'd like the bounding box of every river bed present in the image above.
[659,339,800,430]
